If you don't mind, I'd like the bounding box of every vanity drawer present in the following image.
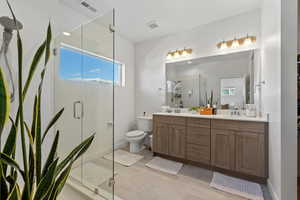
[187,143,210,164]
[238,121,266,134]
[211,119,239,131]
[154,115,186,125]
[187,118,210,128]
[187,127,210,145]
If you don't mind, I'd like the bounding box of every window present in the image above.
[59,45,124,86]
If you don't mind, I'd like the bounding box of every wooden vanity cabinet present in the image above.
[186,118,211,165]
[211,129,235,170]
[169,125,186,158]
[153,116,186,159]
[153,115,268,183]
[153,122,169,155]
[211,119,268,178]
[235,131,266,177]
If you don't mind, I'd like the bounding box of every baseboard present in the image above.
[267,179,280,200]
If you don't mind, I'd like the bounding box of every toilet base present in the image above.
[129,142,143,153]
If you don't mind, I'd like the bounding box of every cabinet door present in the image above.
[169,125,186,159]
[153,123,169,155]
[211,129,235,170]
[235,132,265,177]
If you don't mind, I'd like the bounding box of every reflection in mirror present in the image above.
[165,50,260,110]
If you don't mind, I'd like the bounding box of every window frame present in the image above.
[59,43,125,87]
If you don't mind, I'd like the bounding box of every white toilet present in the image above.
[126,116,152,153]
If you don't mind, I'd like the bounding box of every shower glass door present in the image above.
[54,10,115,200]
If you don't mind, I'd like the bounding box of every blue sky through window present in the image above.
[60,47,121,84]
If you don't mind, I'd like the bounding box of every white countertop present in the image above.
[153,112,268,122]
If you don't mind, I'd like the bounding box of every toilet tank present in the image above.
[137,116,153,132]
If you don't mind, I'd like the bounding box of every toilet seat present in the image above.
[126,130,145,138]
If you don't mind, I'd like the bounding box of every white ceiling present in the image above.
[63,0,261,43]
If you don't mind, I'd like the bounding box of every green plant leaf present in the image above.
[35,90,42,184]
[2,117,17,174]
[42,108,64,143]
[0,161,9,199]
[7,1,31,198]
[45,23,52,66]
[31,95,38,141]
[0,153,25,180]
[50,163,72,199]
[6,173,18,190]
[22,42,46,99]
[74,135,94,161]
[42,131,59,177]
[24,122,34,150]
[7,183,21,200]
[56,135,94,175]
[34,159,58,200]
[0,67,11,136]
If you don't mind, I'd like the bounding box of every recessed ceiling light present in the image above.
[63,32,71,36]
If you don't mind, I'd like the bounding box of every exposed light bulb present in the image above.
[220,41,227,50]
[166,53,172,60]
[244,36,252,46]
[173,51,180,58]
[232,39,240,48]
[182,49,188,56]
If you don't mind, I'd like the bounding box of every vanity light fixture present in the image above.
[217,35,256,49]
[166,48,193,60]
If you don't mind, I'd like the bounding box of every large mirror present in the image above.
[165,50,260,110]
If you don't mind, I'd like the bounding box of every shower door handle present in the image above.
[73,101,83,119]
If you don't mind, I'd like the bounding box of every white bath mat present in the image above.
[145,157,183,175]
[72,162,113,186]
[210,172,264,200]
[103,149,144,167]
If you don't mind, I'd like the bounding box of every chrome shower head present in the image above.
[0,16,23,54]
[0,16,22,102]
[0,16,23,32]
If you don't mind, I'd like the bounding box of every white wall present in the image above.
[135,10,261,116]
[260,1,282,199]
[261,0,297,200]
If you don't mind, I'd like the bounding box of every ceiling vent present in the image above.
[80,0,97,13]
[59,0,111,19]
[147,21,159,30]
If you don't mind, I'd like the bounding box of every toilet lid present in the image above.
[126,130,144,138]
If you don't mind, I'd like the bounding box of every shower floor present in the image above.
[72,162,113,187]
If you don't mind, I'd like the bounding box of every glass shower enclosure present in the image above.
[53,10,115,199]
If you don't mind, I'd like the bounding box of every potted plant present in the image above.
[0,1,94,199]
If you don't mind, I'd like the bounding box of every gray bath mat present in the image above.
[210,172,264,200]
[104,149,144,167]
[145,157,183,175]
